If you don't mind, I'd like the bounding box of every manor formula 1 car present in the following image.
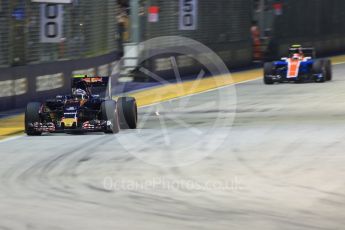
[264,45,332,84]
[25,76,137,135]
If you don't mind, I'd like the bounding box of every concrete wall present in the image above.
[0,52,119,111]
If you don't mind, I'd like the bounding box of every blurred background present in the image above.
[1,0,345,111]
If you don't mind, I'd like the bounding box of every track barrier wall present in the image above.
[0,52,119,112]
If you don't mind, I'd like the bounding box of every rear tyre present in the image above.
[264,62,275,85]
[313,60,326,83]
[117,97,138,129]
[101,100,120,134]
[25,102,42,136]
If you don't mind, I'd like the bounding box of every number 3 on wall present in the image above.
[40,4,63,43]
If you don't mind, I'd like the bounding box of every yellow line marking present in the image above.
[130,69,262,107]
[330,55,345,64]
[1,54,345,140]
[0,115,25,140]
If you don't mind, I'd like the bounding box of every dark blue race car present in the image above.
[25,76,138,136]
[263,45,332,84]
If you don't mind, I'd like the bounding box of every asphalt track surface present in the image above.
[1,64,345,230]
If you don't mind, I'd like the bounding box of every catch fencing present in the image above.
[270,0,345,58]
[0,0,118,68]
[0,0,120,111]
[137,0,253,79]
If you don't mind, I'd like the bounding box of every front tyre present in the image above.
[101,100,120,134]
[324,59,332,81]
[25,102,42,136]
[117,97,138,129]
[313,60,326,83]
[263,62,275,85]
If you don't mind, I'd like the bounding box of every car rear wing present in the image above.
[72,75,112,99]
[289,47,316,59]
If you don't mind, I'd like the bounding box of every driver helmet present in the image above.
[72,88,87,100]
[290,45,304,59]
[292,53,301,60]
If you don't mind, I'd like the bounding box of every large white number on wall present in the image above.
[40,4,63,43]
[179,0,198,30]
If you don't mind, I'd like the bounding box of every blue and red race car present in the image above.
[25,76,138,136]
[264,45,332,84]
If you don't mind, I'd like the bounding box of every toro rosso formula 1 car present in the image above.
[25,76,137,136]
[264,45,332,84]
